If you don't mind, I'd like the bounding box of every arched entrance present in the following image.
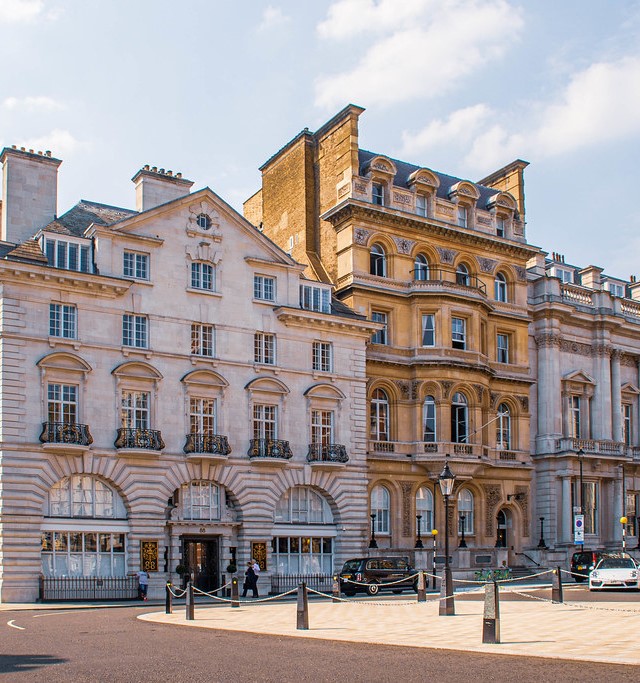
[496,509,508,548]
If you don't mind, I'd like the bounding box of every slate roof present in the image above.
[6,239,49,265]
[43,200,136,238]
[358,149,500,209]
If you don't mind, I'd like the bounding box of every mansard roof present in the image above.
[45,200,137,237]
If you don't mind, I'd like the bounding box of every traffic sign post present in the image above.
[574,514,584,545]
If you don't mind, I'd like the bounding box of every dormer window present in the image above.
[196,213,212,230]
[416,194,427,217]
[42,236,92,273]
[496,217,506,238]
[555,268,573,284]
[457,206,468,228]
[372,183,384,206]
[300,284,331,313]
[608,282,625,298]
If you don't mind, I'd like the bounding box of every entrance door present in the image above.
[496,509,508,548]
[183,537,219,592]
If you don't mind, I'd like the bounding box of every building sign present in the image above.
[573,515,584,545]
[141,540,159,572]
[251,542,267,571]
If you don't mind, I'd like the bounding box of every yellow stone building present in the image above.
[246,105,542,570]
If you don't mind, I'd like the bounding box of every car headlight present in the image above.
[631,571,638,578]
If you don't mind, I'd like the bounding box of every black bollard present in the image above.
[165,582,173,614]
[482,580,500,644]
[416,571,426,603]
[185,580,195,621]
[551,566,563,604]
[231,577,239,608]
[332,575,340,603]
[296,581,309,630]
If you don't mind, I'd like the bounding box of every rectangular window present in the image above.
[451,317,466,350]
[123,251,149,279]
[191,262,215,290]
[583,481,598,534]
[191,323,214,357]
[122,314,148,348]
[609,283,625,298]
[190,397,216,435]
[300,284,331,313]
[416,194,427,217]
[371,311,388,345]
[49,303,77,339]
[496,217,506,237]
[625,493,638,536]
[457,205,467,228]
[312,341,332,372]
[372,182,384,206]
[41,531,126,578]
[44,237,91,273]
[121,391,149,429]
[254,332,276,365]
[253,404,277,439]
[254,275,275,301]
[556,268,573,283]
[497,333,510,363]
[421,313,435,347]
[623,404,633,446]
[311,410,334,445]
[47,383,78,424]
[570,396,581,438]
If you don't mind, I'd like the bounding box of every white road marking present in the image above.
[7,620,25,630]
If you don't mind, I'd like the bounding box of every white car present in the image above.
[588,556,639,591]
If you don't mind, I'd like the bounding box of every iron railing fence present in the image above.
[39,575,138,601]
[270,573,334,594]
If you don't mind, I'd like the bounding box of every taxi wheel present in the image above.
[343,590,356,597]
[367,582,380,596]
[392,589,403,594]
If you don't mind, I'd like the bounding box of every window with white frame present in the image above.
[496,403,511,449]
[190,397,216,435]
[497,333,510,363]
[570,396,581,438]
[371,485,390,534]
[41,531,126,577]
[253,404,277,439]
[43,236,91,273]
[423,395,436,442]
[123,251,148,280]
[272,536,333,574]
[191,323,214,357]
[312,341,332,372]
[456,263,470,286]
[190,262,215,291]
[608,282,625,298]
[370,243,387,277]
[121,390,149,429]
[457,205,468,228]
[457,489,474,534]
[494,272,508,302]
[496,216,506,237]
[625,493,638,536]
[48,475,125,518]
[254,332,276,365]
[583,481,598,534]
[48,383,77,424]
[416,194,427,217]
[182,481,221,520]
[372,182,384,206]
[416,487,433,533]
[421,313,435,346]
[623,403,633,446]
[275,486,333,524]
[555,268,573,283]
[371,310,388,345]
[49,303,77,339]
[300,284,331,313]
[254,274,275,301]
[122,314,148,348]
[451,317,466,350]
[414,253,430,281]
[370,388,390,441]
[451,392,468,443]
[311,409,334,445]
[196,213,212,230]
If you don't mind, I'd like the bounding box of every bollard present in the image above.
[482,580,500,644]
[296,581,309,630]
[231,577,239,608]
[165,582,173,614]
[551,566,563,604]
[332,575,340,603]
[185,580,195,621]
[439,568,455,616]
[416,571,426,603]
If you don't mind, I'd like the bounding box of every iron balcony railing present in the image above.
[248,438,293,460]
[184,433,231,455]
[307,443,349,464]
[39,575,138,602]
[39,422,93,446]
[115,427,165,451]
[411,267,487,295]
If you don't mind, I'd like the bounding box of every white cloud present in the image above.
[0,0,44,22]
[17,130,85,157]
[257,5,290,32]
[3,96,65,112]
[314,0,523,109]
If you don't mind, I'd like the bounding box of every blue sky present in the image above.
[1,0,639,278]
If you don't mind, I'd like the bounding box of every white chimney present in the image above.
[132,165,194,212]
[1,146,62,244]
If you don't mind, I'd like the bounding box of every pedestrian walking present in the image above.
[241,561,258,598]
[137,569,149,600]
[252,558,261,593]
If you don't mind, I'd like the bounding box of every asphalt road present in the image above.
[1,594,639,683]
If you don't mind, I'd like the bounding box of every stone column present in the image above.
[611,351,622,442]
[535,331,562,453]
[561,476,572,544]
[592,343,611,440]
[612,475,623,544]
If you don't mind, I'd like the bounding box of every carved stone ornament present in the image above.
[459,186,473,196]
[354,181,368,194]
[473,384,485,403]
[373,161,392,173]
[559,339,592,357]
[436,246,457,264]
[393,192,412,206]
[411,380,421,400]
[187,204,222,240]
[394,380,411,400]
[513,220,524,236]
[476,215,492,226]
[592,343,612,357]
[354,228,371,245]
[514,266,527,281]
[534,333,562,348]
[622,353,637,367]
[514,485,530,537]
[400,481,414,537]
[483,484,502,536]
[478,258,497,274]
[489,392,500,409]
[337,183,350,198]
[393,236,415,255]
[517,395,529,412]
[440,381,454,398]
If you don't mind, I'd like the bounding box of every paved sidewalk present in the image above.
[140,594,640,665]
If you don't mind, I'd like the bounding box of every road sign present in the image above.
[574,514,584,544]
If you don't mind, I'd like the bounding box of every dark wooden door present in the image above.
[183,538,219,592]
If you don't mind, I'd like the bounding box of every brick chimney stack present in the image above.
[132,165,193,212]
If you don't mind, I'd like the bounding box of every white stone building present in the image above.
[0,147,376,602]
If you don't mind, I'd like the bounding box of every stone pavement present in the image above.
[139,592,640,665]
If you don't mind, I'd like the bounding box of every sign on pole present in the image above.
[574,515,584,544]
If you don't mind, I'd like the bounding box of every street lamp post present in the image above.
[368,513,378,549]
[458,513,467,548]
[415,514,424,549]
[431,529,438,589]
[577,448,584,515]
[537,516,547,549]
[438,460,456,616]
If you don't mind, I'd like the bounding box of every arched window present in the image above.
[496,403,511,450]
[181,481,221,520]
[370,389,390,441]
[423,395,436,442]
[494,272,508,302]
[414,253,430,281]
[275,486,333,524]
[456,263,470,287]
[370,244,387,277]
[48,475,126,518]
[416,487,433,533]
[458,488,474,534]
[371,485,390,534]
[451,392,468,443]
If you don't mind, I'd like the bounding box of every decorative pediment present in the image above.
[304,383,346,400]
[112,361,163,381]
[37,352,92,374]
[245,377,290,394]
[486,191,517,212]
[407,168,440,189]
[448,181,480,202]
[562,370,595,384]
[181,369,229,388]
[361,155,397,178]
[621,382,640,395]
[186,200,222,241]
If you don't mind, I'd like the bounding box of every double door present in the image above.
[182,537,219,592]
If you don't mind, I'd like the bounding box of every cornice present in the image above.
[275,307,380,336]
